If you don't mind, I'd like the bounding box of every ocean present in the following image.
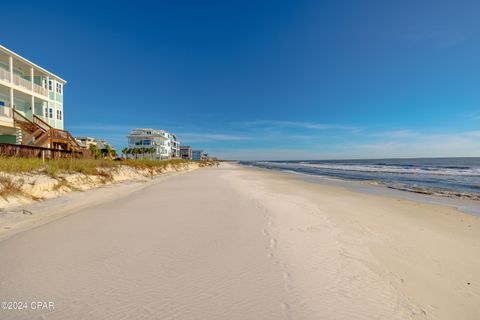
[240,158,480,200]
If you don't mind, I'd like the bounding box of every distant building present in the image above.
[76,136,96,148]
[179,145,192,160]
[127,128,179,160]
[167,132,180,158]
[76,137,113,150]
[96,139,113,150]
[192,149,208,161]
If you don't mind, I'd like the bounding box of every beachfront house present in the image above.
[166,132,180,158]
[179,145,193,160]
[76,136,114,150]
[0,45,84,157]
[127,128,180,160]
[192,149,208,161]
[0,45,66,143]
[75,136,96,148]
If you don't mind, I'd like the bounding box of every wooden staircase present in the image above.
[13,109,87,155]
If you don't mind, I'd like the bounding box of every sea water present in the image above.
[240,158,480,200]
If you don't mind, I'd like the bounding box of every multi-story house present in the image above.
[127,128,179,160]
[0,45,66,145]
[164,132,180,159]
[76,136,96,149]
[76,136,113,150]
[192,149,208,161]
[179,145,192,160]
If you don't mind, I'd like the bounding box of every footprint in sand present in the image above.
[270,238,277,249]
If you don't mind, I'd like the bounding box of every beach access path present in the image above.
[0,163,479,320]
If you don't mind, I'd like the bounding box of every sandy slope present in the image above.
[0,163,478,319]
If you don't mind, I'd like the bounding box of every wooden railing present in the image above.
[50,128,82,150]
[66,131,81,149]
[14,110,87,153]
[33,114,52,132]
[13,109,34,128]
[50,128,68,141]
[0,143,91,159]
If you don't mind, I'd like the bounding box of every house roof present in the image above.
[0,44,67,84]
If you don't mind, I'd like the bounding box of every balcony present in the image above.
[0,106,13,126]
[33,83,47,96]
[0,69,48,98]
[0,68,10,83]
[13,74,32,91]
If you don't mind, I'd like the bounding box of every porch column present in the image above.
[8,56,13,82]
[30,68,35,116]
[31,96,35,118]
[9,56,13,108]
[9,88,14,109]
[30,67,34,90]
[46,76,50,118]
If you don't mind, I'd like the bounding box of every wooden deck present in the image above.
[0,143,92,159]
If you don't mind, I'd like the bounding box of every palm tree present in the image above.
[132,148,139,159]
[89,144,101,159]
[100,147,109,158]
[148,147,156,160]
[122,147,129,159]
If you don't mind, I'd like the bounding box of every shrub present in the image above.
[0,175,24,200]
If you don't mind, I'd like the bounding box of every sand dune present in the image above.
[0,163,478,319]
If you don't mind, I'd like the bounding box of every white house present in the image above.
[127,128,180,160]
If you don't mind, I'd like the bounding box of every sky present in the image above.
[2,0,480,160]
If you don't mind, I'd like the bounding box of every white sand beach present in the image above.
[0,163,479,319]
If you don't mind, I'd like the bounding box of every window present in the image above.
[56,110,63,120]
[56,83,62,94]
[0,101,4,107]
[49,108,53,119]
[48,80,52,91]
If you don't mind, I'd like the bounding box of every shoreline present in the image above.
[227,163,480,319]
[240,163,480,216]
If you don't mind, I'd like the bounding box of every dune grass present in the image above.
[0,157,200,178]
[0,175,24,200]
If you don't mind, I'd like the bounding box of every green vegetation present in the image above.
[89,144,118,159]
[0,157,199,178]
[122,147,157,160]
[0,174,24,200]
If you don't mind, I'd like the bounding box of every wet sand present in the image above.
[0,163,479,319]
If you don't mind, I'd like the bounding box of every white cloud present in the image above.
[178,133,249,143]
[243,120,356,131]
[68,124,136,132]
[215,131,480,160]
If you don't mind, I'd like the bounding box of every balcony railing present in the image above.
[0,106,13,120]
[0,69,48,97]
[0,69,11,82]
[33,83,47,96]
[13,74,33,91]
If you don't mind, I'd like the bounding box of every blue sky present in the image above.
[2,0,480,159]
